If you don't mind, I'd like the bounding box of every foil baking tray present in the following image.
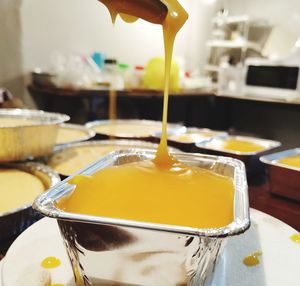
[0,109,69,162]
[154,127,227,152]
[0,162,60,241]
[260,148,300,202]
[55,123,95,146]
[49,139,180,177]
[85,119,185,140]
[196,135,281,178]
[34,150,250,286]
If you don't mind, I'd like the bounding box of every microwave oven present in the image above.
[244,51,300,100]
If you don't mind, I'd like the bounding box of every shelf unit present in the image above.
[205,11,268,81]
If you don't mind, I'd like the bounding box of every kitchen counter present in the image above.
[28,84,300,148]
[28,84,300,103]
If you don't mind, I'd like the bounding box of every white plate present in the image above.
[1,209,300,286]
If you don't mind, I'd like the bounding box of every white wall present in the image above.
[186,0,223,71]
[227,0,300,56]
[0,0,24,99]
[21,0,220,74]
[21,0,184,71]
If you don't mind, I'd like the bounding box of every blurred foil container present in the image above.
[260,148,300,202]
[0,109,69,162]
[34,150,250,286]
[85,119,185,141]
[55,123,96,146]
[49,139,180,178]
[0,162,60,241]
[153,127,227,153]
[196,135,281,178]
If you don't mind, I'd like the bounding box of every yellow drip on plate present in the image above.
[41,256,61,269]
[0,118,36,127]
[290,233,300,243]
[243,251,262,267]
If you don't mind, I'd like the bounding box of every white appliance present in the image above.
[244,45,300,101]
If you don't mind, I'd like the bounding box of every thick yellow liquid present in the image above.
[59,160,234,228]
[0,169,45,213]
[278,154,300,169]
[153,0,188,167]
[58,1,234,230]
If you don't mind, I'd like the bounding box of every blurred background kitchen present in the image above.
[2,0,300,146]
[1,0,300,256]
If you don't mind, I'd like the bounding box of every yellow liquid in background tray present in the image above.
[278,154,300,169]
[58,0,234,229]
[219,138,265,153]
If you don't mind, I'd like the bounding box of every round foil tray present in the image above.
[48,139,180,177]
[0,162,60,241]
[154,127,227,152]
[85,119,185,140]
[0,109,69,162]
[55,123,95,146]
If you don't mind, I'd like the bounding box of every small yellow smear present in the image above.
[243,251,262,267]
[221,139,265,153]
[51,284,65,286]
[278,155,300,169]
[290,233,300,243]
[41,257,61,269]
